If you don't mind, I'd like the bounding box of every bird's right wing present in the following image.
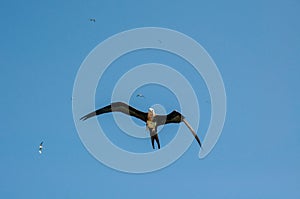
[80,102,148,122]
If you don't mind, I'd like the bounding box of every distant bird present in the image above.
[89,18,96,22]
[80,102,201,149]
[39,141,43,154]
[136,94,145,98]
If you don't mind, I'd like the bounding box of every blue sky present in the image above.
[1,0,299,198]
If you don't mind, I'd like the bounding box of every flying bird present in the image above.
[80,102,201,149]
[136,94,145,98]
[89,18,96,22]
[39,141,43,154]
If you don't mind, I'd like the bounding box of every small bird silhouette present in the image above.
[39,141,43,154]
[136,94,145,98]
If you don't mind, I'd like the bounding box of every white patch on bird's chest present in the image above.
[147,120,157,129]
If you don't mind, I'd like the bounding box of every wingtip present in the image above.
[80,111,97,121]
[195,135,202,148]
[80,116,88,121]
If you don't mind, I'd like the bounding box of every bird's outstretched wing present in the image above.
[80,102,148,122]
[155,110,183,126]
[155,111,202,147]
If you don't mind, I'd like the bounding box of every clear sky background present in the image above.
[1,0,299,198]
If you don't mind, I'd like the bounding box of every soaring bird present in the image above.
[39,141,43,154]
[136,94,145,98]
[80,102,201,149]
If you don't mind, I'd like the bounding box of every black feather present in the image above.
[80,102,148,122]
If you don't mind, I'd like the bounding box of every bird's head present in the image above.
[148,107,155,119]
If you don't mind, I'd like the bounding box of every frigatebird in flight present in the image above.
[80,102,201,149]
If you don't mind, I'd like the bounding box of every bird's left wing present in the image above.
[80,102,148,122]
[155,111,183,126]
[155,111,202,147]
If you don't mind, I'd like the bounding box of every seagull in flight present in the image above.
[80,102,201,149]
[39,141,43,154]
